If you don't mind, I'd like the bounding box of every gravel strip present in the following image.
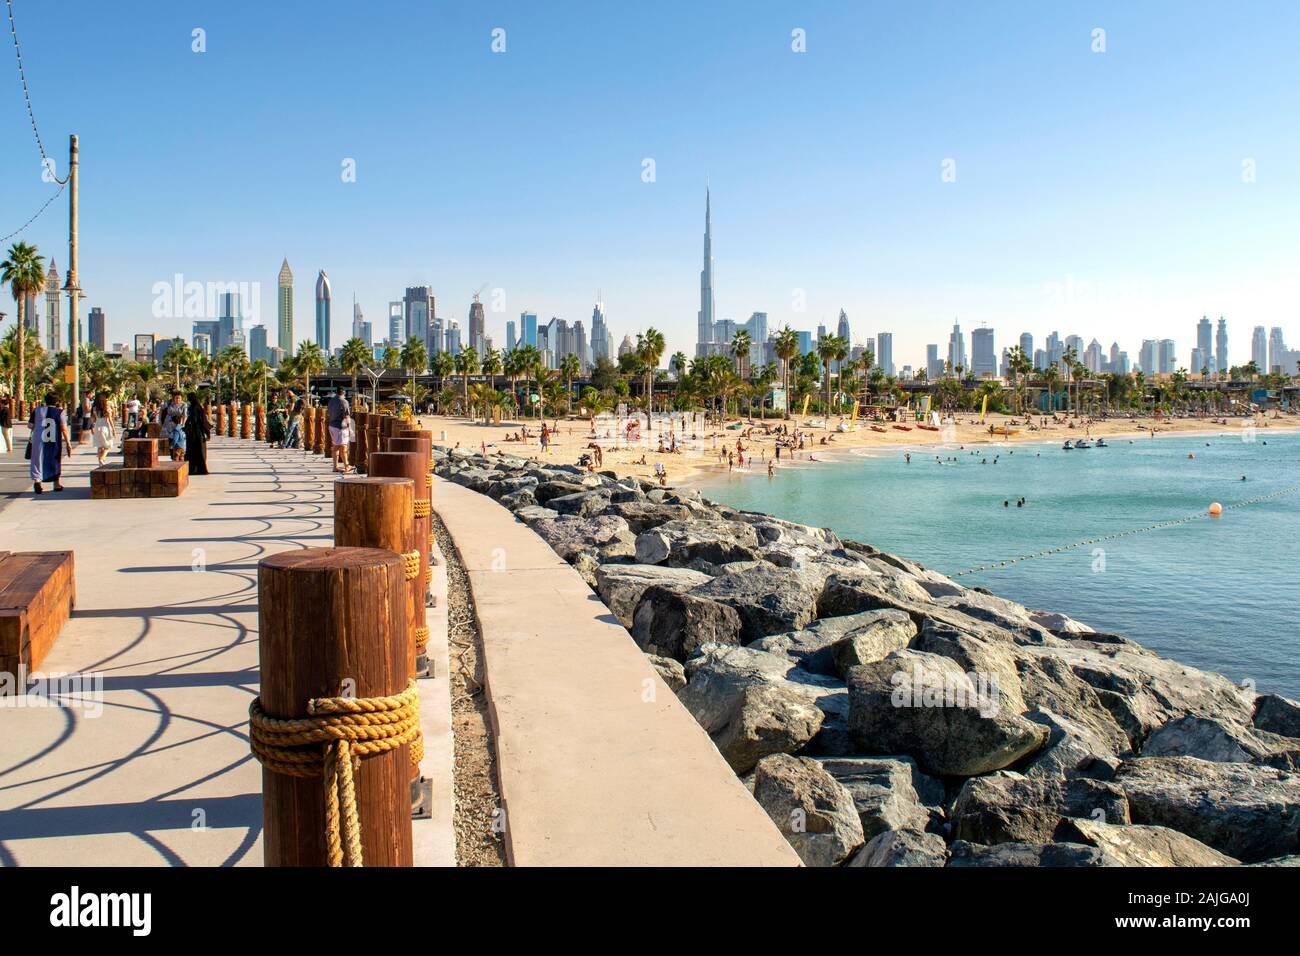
[432,511,507,866]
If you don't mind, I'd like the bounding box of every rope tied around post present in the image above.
[413,499,431,518]
[249,680,420,866]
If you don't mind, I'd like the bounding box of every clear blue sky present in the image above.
[4,0,1300,369]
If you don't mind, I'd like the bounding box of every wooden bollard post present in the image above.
[226,403,237,438]
[256,404,266,441]
[366,416,379,473]
[303,404,315,453]
[354,411,371,474]
[314,407,328,455]
[256,547,414,867]
[215,403,225,435]
[369,451,432,677]
[334,477,422,791]
[396,428,433,464]
[240,404,252,439]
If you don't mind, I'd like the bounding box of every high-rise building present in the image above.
[797,330,814,356]
[87,306,107,351]
[1191,348,1208,376]
[192,319,220,354]
[134,333,156,364]
[1139,340,1156,375]
[947,322,966,373]
[1084,339,1103,374]
[277,259,294,350]
[591,301,612,362]
[573,320,589,370]
[1216,317,1228,374]
[403,287,434,351]
[1197,315,1213,371]
[618,334,635,358]
[924,344,942,380]
[1064,335,1084,364]
[506,320,517,352]
[1018,332,1033,363]
[1252,326,1268,372]
[249,325,269,363]
[44,259,61,353]
[1158,339,1177,375]
[521,312,538,349]
[740,312,768,369]
[696,187,716,357]
[352,298,372,348]
[217,292,242,353]
[876,332,895,376]
[193,332,211,355]
[468,296,487,354]
[970,327,996,377]
[1045,331,1063,369]
[388,302,405,346]
[314,271,332,352]
[836,309,851,344]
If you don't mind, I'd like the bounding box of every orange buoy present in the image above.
[1208,502,1223,516]
[1188,453,1195,459]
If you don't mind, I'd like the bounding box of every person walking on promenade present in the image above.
[78,392,93,441]
[0,394,12,454]
[326,389,353,473]
[28,392,72,494]
[183,393,211,475]
[161,390,187,461]
[267,392,287,446]
[90,393,115,465]
[283,399,304,449]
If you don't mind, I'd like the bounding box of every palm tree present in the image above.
[730,330,751,380]
[514,344,543,417]
[247,358,270,407]
[753,361,778,418]
[135,360,160,403]
[2,241,45,411]
[382,345,400,369]
[219,344,248,404]
[559,352,581,415]
[480,346,502,395]
[774,325,800,418]
[295,341,325,403]
[162,337,199,391]
[454,347,479,414]
[671,351,689,379]
[816,334,843,417]
[399,336,428,406]
[431,349,455,398]
[635,327,665,422]
[340,336,370,401]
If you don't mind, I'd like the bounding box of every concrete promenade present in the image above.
[432,477,800,867]
[0,433,453,866]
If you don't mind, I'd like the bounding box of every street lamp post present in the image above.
[62,134,81,437]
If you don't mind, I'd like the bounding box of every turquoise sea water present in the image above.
[697,429,1300,699]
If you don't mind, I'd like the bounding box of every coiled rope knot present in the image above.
[401,551,420,580]
[249,681,420,867]
[413,499,431,518]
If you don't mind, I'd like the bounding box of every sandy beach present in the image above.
[414,409,1300,487]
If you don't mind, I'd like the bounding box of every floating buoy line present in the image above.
[952,481,1300,578]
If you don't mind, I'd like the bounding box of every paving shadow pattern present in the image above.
[0,436,340,866]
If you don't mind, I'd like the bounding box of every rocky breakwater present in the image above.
[436,445,1300,867]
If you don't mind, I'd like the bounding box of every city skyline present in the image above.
[5,3,1300,371]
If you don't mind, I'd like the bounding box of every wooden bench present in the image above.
[0,551,76,678]
[91,460,189,498]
